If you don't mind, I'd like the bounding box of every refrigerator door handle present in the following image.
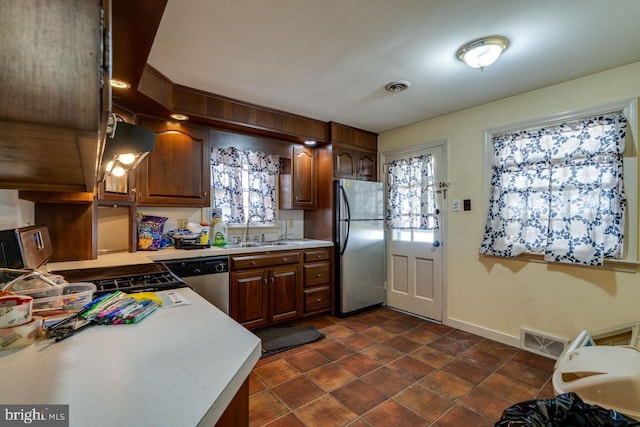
[339,185,351,256]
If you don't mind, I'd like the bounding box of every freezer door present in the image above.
[339,179,384,220]
[339,219,385,314]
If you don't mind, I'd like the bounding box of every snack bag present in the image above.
[137,215,168,251]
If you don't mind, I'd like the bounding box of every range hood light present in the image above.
[118,153,136,165]
[101,121,155,180]
[111,165,126,177]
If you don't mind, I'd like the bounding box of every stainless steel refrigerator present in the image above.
[335,179,385,316]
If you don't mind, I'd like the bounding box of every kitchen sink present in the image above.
[222,241,300,249]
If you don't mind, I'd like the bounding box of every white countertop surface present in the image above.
[0,289,262,427]
[47,239,333,271]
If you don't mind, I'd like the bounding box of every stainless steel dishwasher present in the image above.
[162,256,229,314]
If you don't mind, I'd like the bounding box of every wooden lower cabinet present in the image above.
[229,269,269,330]
[302,248,334,316]
[229,247,334,329]
[230,252,302,330]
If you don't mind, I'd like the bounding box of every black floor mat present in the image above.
[254,325,325,358]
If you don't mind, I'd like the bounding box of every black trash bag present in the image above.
[495,392,640,427]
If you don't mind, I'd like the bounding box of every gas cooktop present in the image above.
[52,262,188,296]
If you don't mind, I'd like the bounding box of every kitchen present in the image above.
[1,0,640,426]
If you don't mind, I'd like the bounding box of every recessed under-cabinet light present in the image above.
[170,113,189,121]
[110,79,131,89]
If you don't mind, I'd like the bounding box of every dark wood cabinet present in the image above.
[334,147,357,178]
[96,172,137,204]
[302,248,334,316]
[330,123,378,182]
[333,146,377,181]
[230,269,270,330]
[230,251,302,329]
[0,0,111,192]
[280,145,317,210]
[136,118,211,206]
[270,265,301,323]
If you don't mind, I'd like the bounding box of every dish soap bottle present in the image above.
[213,222,227,246]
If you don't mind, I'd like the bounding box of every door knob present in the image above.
[432,240,440,248]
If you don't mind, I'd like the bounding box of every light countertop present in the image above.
[47,239,333,272]
[0,289,261,427]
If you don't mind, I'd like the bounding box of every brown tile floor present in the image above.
[249,307,556,427]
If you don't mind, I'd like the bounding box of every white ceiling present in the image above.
[148,0,640,134]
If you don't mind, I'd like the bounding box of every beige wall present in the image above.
[379,61,640,346]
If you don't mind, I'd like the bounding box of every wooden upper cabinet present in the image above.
[281,145,317,210]
[293,146,317,208]
[136,118,211,207]
[0,0,111,192]
[334,146,357,179]
[330,123,378,181]
[356,151,376,181]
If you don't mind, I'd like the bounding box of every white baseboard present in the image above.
[444,316,521,349]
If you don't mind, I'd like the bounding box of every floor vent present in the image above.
[521,328,569,359]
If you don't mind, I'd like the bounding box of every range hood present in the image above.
[100,120,155,181]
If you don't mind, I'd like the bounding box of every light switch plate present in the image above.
[452,199,461,212]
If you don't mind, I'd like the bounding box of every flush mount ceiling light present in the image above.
[110,78,131,89]
[384,80,412,93]
[457,36,509,69]
[170,113,189,121]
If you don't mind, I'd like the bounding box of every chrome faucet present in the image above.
[245,214,265,242]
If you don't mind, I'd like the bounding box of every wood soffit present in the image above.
[111,0,378,145]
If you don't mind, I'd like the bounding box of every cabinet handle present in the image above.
[316,274,322,277]
[282,258,288,261]
[316,298,322,302]
[251,261,256,265]
[203,191,207,197]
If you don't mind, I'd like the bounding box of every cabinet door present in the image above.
[96,171,136,204]
[270,265,301,323]
[334,147,356,179]
[136,119,211,206]
[230,269,269,329]
[356,151,377,181]
[291,146,317,209]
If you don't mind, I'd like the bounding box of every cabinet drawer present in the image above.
[304,248,331,262]
[304,262,331,287]
[231,251,300,270]
[304,286,331,313]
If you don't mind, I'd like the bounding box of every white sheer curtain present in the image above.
[385,154,439,230]
[211,147,280,224]
[480,112,627,265]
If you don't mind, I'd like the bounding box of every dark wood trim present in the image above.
[214,377,249,427]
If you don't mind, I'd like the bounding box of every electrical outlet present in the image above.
[452,199,461,212]
[463,199,471,211]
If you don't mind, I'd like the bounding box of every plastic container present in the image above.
[0,316,42,351]
[31,282,96,312]
[0,294,33,328]
[2,272,67,300]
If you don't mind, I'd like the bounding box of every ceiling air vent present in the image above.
[385,80,412,93]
